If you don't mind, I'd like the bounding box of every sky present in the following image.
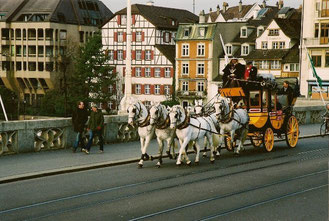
[102,0,302,14]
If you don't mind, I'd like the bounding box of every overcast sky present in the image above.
[102,0,302,14]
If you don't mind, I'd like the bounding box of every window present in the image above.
[197,44,205,56]
[261,42,268,49]
[199,27,206,37]
[118,32,124,42]
[197,82,204,92]
[184,28,190,37]
[312,55,322,67]
[136,50,142,60]
[108,50,114,60]
[135,84,141,94]
[182,81,189,91]
[182,63,189,75]
[108,85,113,94]
[164,85,170,95]
[155,85,160,94]
[279,42,285,49]
[260,60,269,69]
[197,63,205,75]
[135,67,141,77]
[145,50,152,60]
[136,31,142,42]
[315,23,319,38]
[226,45,232,55]
[322,0,329,17]
[326,53,329,67]
[320,23,329,44]
[289,63,300,72]
[117,50,123,60]
[145,84,150,94]
[182,44,189,56]
[165,67,171,78]
[59,30,67,40]
[242,45,249,55]
[145,68,151,77]
[271,60,281,69]
[121,15,127,25]
[269,29,279,36]
[155,68,161,77]
[164,32,170,43]
[241,28,247,37]
[272,42,279,49]
[249,91,260,107]
[257,27,264,37]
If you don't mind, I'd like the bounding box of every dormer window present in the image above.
[257,27,264,37]
[199,27,206,37]
[242,44,249,55]
[184,28,190,37]
[241,28,247,37]
[269,29,279,36]
[225,45,232,55]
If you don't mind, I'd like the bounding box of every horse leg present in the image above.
[166,136,173,159]
[202,136,208,158]
[177,139,190,166]
[143,135,152,161]
[138,137,145,168]
[194,139,202,165]
[206,133,215,163]
[156,137,164,168]
[231,130,239,154]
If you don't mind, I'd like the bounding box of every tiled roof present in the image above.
[246,49,289,60]
[205,4,254,22]
[155,45,175,64]
[113,4,198,30]
[0,0,112,26]
[283,44,299,63]
[274,18,301,40]
[176,23,217,41]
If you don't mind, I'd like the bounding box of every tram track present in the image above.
[0,134,326,185]
[1,146,327,220]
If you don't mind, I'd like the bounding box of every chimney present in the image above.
[262,0,266,8]
[223,2,228,13]
[239,0,242,12]
[199,10,206,23]
[146,1,154,6]
[278,0,284,9]
[217,5,220,15]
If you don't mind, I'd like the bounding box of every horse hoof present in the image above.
[138,164,143,168]
[234,152,240,157]
[187,161,192,166]
[202,153,207,158]
[210,160,215,164]
[176,163,182,167]
[150,156,154,161]
[156,165,161,168]
[195,161,199,166]
[144,154,150,161]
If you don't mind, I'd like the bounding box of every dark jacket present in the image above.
[249,66,258,81]
[88,109,104,131]
[222,63,245,87]
[279,86,294,105]
[72,107,89,133]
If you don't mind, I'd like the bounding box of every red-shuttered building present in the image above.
[102,3,198,109]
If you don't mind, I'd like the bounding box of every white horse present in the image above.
[127,100,155,168]
[169,105,218,165]
[149,103,177,167]
[214,96,249,154]
[194,100,221,158]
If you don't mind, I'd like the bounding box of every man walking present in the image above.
[72,101,89,153]
[83,103,104,154]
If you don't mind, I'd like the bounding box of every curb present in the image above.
[0,134,325,184]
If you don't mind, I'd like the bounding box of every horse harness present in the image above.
[131,102,151,128]
[176,110,190,130]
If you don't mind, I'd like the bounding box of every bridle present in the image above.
[150,104,163,123]
[128,102,142,123]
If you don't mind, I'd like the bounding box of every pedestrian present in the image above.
[72,101,89,153]
[278,81,294,106]
[222,58,245,88]
[83,103,104,154]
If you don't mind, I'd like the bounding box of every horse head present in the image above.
[214,96,230,121]
[169,105,184,129]
[127,101,142,126]
[149,102,163,125]
[194,99,204,115]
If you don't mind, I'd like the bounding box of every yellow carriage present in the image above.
[220,77,299,152]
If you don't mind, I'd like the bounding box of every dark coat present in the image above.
[88,109,104,131]
[72,107,89,133]
[249,66,258,81]
[222,63,245,87]
[279,86,294,105]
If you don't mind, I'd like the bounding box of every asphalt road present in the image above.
[0,137,328,221]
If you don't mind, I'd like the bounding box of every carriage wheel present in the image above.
[263,128,274,152]
[250,132,262,148]
[224,135,235,152]
[285,116,299,148]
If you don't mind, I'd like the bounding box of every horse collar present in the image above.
[177,110,190,130]
[156,116,170,129]
[138,111,151,128]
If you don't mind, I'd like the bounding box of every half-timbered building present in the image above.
[101,3,198,110]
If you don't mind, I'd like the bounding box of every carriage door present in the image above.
[249,91,267,128]
[270,94,284,130]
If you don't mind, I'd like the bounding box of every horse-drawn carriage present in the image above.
[219,77,300,152]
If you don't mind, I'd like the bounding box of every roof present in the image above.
[246,49,289,60]
[283,44,299,63]
[111,4,198,30]
[175,23,217,41]
[205,4,254,22]
[0,0,112,26]
[274,18,301,39]
[155,45,175,64]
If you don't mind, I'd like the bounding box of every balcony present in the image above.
[177,90,206,98]
[304,37,329,47]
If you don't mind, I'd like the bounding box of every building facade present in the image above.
[101,3,198,110]
[0,0,112,104]
[300,0,329,99]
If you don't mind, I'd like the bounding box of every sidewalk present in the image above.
[0,124,324,183]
